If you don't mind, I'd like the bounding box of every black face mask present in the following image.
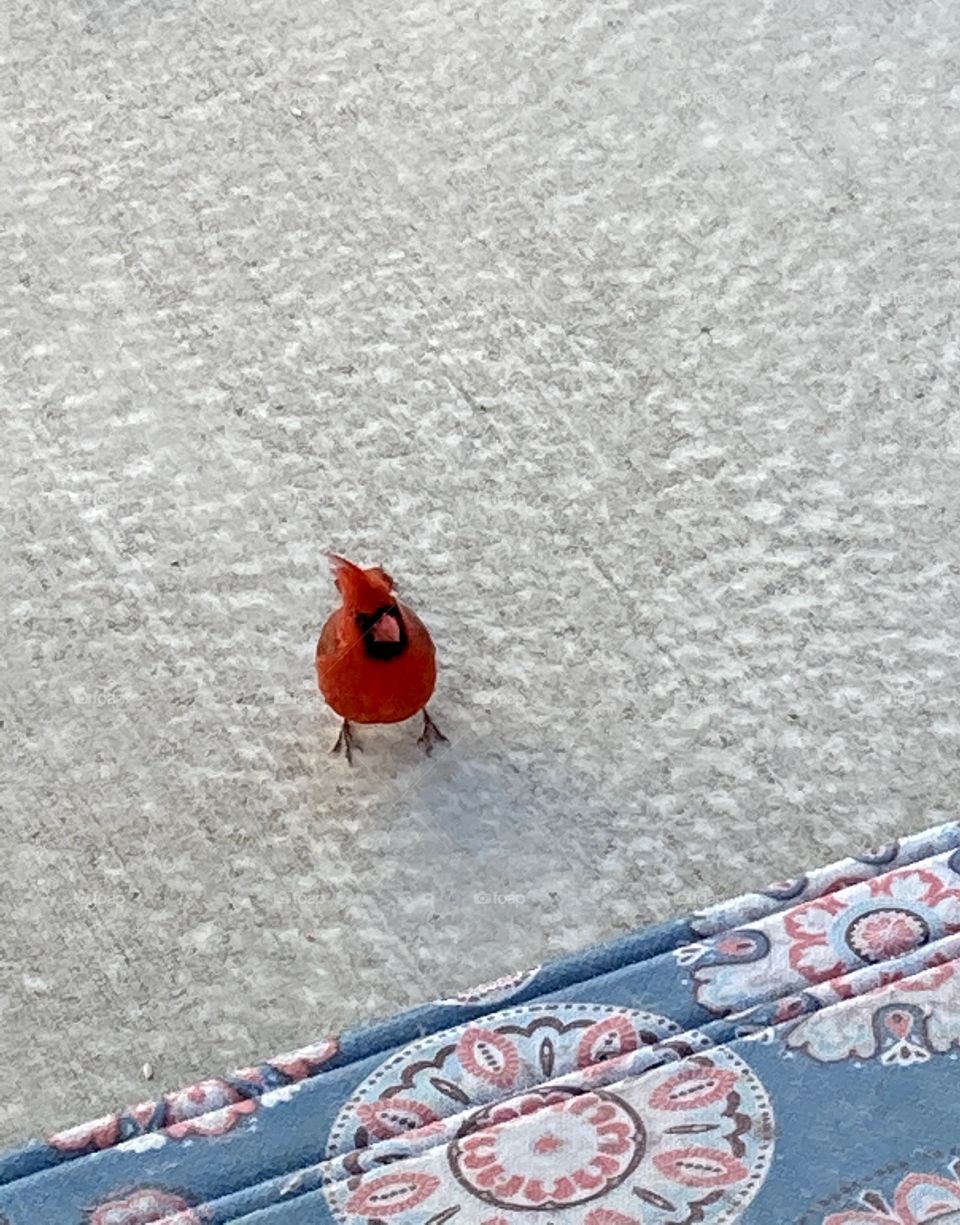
[355,604,409,661]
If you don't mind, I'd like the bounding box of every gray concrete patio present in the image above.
[2,0,959,1145]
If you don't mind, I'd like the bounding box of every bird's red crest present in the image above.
[327,553,396,611]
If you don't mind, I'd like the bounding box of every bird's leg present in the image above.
[332,719,362,765]
[417,708,449,755]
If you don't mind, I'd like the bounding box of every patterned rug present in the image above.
[4,824,960,1224]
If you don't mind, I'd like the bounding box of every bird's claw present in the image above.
[332,720,362,766]
[418,709,449,756]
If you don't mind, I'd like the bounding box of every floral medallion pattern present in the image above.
[822,1159,960,1223]
[784,960,960,1065]
[325,1048,774,1225]
[685,857,960,1015]
[83,1186,200,1224]
[689,827,960,938]
[326,1004,696,1159]
[448,1087,644,1210]
[10,829,960,1225]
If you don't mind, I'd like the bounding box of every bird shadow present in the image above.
[323,715,617,915]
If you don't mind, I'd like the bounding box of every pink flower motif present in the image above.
[869,866,960,908]
[457,1028,522,1088]
[164,1078,242,1123]
[785,960,960,1065]
[652,1146,749,1189]
[48,1113,120,1153]
[270,1036,340,1082]
[784,896,849,982]
[449,1089,643,1210]
[231,1066,267,1086]
[713,933,766,958]
[576,1016,639,1068]
[831,965,901,1001]
[845,909,930,964]
[783,869,960,983]
[129,1101,161,1130]
[476,1088,573,1129]
[824,1168,960,1223]
[578,1050,637,1084]
[330,1045,772,1225]
[903,962,956,991]
[772,996,809,1022]
[649,1065,739,1112]
[166,1098,257,1139]
[344,1171,441,1216]
[355,1097,440,1140]
[786,896,849,935]
[828,946,958,1002]
[585,1212,646,1225]
[821,875,870,896]
[327,1004,683,1160]
[88,1187,198,1225]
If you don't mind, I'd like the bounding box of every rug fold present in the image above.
[3,822,959,1225]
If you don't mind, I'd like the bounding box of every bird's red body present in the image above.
[317,602,437,723]
[317,555,445,761]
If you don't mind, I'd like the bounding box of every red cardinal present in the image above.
[316,554,447,764]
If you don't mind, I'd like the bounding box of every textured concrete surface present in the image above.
[2,0,959,1146]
